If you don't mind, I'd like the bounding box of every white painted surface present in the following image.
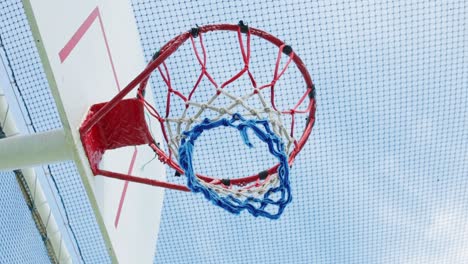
[23,0,166,262]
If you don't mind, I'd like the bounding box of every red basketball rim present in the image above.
[80,23,317,190]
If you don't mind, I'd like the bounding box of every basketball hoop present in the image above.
[79,21,316,218]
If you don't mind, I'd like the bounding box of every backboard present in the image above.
[23,0,166,262]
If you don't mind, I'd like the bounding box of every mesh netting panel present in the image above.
[0,0,466,263]
[132,1,468,263]
[0,171,51,263]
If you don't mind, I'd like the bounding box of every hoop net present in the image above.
[80,22,316,218]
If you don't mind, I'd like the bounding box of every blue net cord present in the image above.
[178,113,292,219]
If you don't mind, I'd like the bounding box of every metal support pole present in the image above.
[1,82,72,263]
[0,128,72,170]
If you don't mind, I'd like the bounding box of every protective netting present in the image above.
[0,0,467,263]
[133,1,468,263]
[0,171,51,264]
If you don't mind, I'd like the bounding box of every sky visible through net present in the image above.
[1,1,467,263]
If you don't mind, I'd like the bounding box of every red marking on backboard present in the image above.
[114,149,138,227]
[59,6,137,229]
[59,7,98,63]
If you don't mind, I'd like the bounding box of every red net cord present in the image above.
[80,23,316,191]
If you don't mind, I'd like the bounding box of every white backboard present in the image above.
[23,0,166,262]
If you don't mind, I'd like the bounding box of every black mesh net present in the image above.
[0,0,467,263]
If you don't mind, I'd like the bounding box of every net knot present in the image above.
[190,25,200,37]
[151,50,160,61]
[282,45,293,55]
[238,20,249,33]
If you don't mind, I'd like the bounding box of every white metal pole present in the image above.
[1,84,72,263]
[0,128,72,170]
